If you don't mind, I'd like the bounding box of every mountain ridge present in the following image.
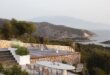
[0,18,95,41]
[30,16,110,30]
[33,22,95,40]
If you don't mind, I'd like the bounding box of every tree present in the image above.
[16,21,36,35]
[10,18,17,25]
[10,65,21,75]
[0,64,29,75]
[2,21,13,39]
[0,63,3,72]
[0,18,37,41]
[75,43,110,75]
[43,37,49,44]
[93,67,107,75]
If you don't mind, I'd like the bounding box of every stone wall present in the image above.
[45,44,74,52]
[0,40,10,48]
[25,43,74,52]
[31,52,80,64]
[0,40,80,64]
[0,40,74,52]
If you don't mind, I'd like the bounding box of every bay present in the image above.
[79,30,110,47]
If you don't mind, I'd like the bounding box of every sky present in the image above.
[0,0,110,26]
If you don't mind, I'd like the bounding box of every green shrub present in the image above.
[62,60,67,64]
[9,65,21,75]
[20,70,29,75]
[92,67,107,75]
[3,69,11,75]
[0,63,3,72]
[75,43,110,75]
[11,44,20,48]
[15,47,29,56]
[0,63,29,75]
[3,65,29,75]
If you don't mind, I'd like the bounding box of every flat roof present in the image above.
[28,49,72,58]
[36,61,75,70]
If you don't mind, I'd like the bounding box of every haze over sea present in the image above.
[92,30,110,42]
[82,30,110,47]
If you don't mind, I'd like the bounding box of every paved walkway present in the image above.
[22,65,77,75]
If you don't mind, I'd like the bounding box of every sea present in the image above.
[91,30,110,42]
[80,30,110,47]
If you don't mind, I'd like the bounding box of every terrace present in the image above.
[0,40,82,75]
[29,49,72,57]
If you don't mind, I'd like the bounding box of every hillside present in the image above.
[101,40,110,45]
[33,22,94,40]
[0,18,94,41]
[31,16,110,30]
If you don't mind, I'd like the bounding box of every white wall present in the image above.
[8,48,30,65]
[18,55,30,65]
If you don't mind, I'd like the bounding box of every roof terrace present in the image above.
[28,49,73,58]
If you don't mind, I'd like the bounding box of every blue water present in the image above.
[80,30,110,47]
[91,30,110,42]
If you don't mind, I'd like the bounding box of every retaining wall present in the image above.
[31,52,80,64]
[0,40,74,52]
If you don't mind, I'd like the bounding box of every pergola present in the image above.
[36,61,75,75]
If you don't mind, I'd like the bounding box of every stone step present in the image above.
[0,57,15,61]
[0,50,17,64]
[0,60,17,64]
[0,51,11,54]
[0,54,14,57]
